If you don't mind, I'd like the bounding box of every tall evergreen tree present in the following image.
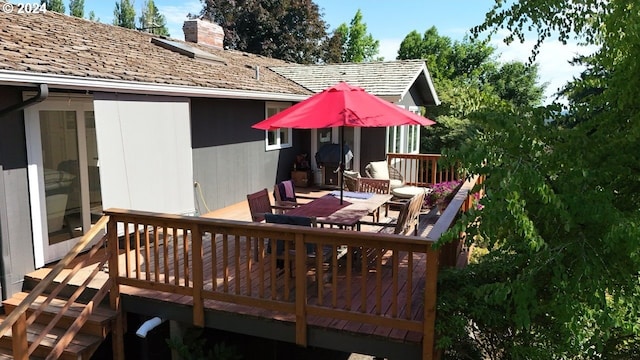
[138,0,169,36]
[69,0,84,18]
[196,0,327,64]
[113,0,136,29]
[88,10,99,22]
[41,0,64,13]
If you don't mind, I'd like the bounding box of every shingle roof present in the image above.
[269,60,439,105]
[0,8,311,97]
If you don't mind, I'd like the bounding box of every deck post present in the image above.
[107,217,125,360]
[11,312,28,360]
[192,225,205,327]
[294,233,307,347]
[423,245,439,360]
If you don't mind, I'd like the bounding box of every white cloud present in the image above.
[157,1,202,40]
[491,34,598,104]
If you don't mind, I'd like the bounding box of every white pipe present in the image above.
[136,317,165,338]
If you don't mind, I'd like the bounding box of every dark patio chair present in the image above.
[264,213,322,276]
[246,188,296,222]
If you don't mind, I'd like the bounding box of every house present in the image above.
[270,60,440,183]
[0,8,438,299]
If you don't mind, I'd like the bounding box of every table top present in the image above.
[286,192,393,228]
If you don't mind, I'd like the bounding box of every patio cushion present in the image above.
[366,161,389,180]
[392,186,431,199]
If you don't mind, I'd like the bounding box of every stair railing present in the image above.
[0,215,111,360]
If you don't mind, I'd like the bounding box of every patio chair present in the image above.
[361,191,425,236]
[342,170,361,192]
[273,180,303,209]
[264,213,325,276]
[246,188,296,222]
[356,178,391,222]
[364,160,405,190]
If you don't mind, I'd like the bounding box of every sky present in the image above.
[80,0,596,103]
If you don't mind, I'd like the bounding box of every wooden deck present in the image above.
[28,190,445,359]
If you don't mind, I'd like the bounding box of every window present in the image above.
[386,106,421,154]
[265,102,292,150]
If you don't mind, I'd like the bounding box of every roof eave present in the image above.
[0,70,310,102]
[401,62,441,106]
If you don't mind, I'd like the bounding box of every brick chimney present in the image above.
[183,19,224,50]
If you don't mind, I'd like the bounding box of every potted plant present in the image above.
[426,180,463,213]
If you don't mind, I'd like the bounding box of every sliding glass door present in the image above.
[25,96,102,267]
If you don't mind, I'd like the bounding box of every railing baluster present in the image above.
[154,225,160,283]
[246,235,252,296]
[144,225,151,281]
[211,231,217,291]
[223,234,229,293]
[235,235,241,295]
[163,226,169,284]
[183,229,190,286]
[173,227,179,286]
[134,223,141,280]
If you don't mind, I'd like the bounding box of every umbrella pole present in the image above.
[340,126,344,204]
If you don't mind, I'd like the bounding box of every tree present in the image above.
[113,0,136,29]
[138,0,169,36]
[321,9,381,63]
[69,0,84,18]
[397,28,544,153]
[436,1,640,358]
[41,0,64,13]
[196,0,327,64]
[322,24,347,63]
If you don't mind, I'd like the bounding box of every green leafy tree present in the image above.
[41,0,64,13]
[138,0,169,36]
[437,0,640,358]
[398,28,544,153]
[196,0,327,64]
[321,9,380,63]
[69,0,84,18]
[322,23,347,63]
[113,0,136,29]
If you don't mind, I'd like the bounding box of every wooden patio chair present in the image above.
[273,180,302,210]
[264,213,326,277]
[357,177,391,222]
[246,188,296,222]
[361,191,425,236]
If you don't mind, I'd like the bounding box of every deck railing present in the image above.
[104,175,482,360]
[387,153,460,187]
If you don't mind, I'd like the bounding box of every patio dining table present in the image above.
[285,191,393,230]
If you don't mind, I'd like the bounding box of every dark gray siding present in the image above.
[190,98,310,214]
[0,86,35,298]
[359,128,387,174]
[397,85,421,108]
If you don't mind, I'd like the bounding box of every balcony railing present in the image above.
[386,153,460,187]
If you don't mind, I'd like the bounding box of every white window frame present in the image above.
[264,102,292,151]
[386,105,421,154]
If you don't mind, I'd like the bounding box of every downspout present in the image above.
[0,83,48,118]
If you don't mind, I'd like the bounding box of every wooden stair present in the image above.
[0,291,116,360]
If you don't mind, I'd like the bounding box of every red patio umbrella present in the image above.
[252,81,436,203]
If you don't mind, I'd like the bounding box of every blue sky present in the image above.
[79,0,595,103]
